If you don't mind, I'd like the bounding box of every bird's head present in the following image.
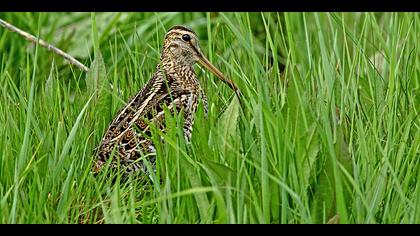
[162,25,241,97]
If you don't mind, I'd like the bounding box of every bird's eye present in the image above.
[182,34,191,42]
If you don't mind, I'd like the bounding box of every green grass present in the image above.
[0,12,419,224]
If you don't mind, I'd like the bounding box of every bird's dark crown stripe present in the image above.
[167,25,195,35]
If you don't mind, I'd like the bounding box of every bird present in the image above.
[93,25,240,175]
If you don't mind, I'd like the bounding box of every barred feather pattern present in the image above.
[94,57,207,175]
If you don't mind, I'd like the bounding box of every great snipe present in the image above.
[94,25,240,175]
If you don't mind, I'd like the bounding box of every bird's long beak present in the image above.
[197,54,242,99]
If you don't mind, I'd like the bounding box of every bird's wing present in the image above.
[98,71,160,143]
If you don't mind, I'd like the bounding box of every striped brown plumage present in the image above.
[93,25,239,175]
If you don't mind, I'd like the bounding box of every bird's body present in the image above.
[94,25,239,175]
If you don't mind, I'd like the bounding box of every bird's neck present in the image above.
[157,54,200,92]
[159,54,196,77]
